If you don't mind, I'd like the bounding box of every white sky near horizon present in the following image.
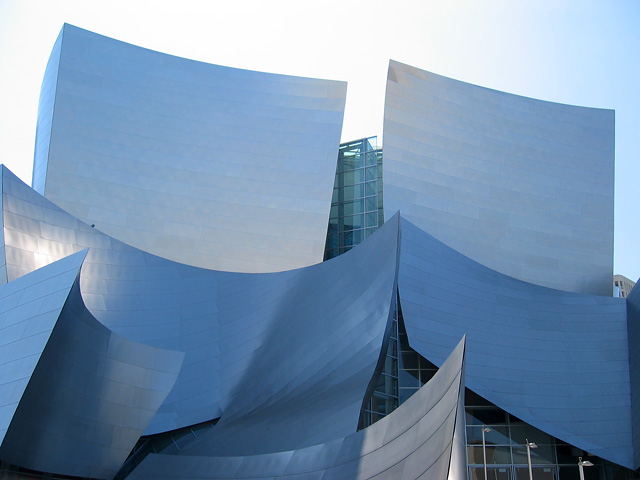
[0,0,638,282]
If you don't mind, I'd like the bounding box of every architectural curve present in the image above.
[397,216,632,468]
[383,60,614,295]
[1,166,400,445]
[0,251,184,479]
[33,24,346,273]
[128,337,466,480]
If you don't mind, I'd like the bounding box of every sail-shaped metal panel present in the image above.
[398,216,631,468]
[33,24,346,273]
[128,337,466,480]
[1,167,399,446]
[384,60,614,295]
[0,251,184,479]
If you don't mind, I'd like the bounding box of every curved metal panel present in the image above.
[0,251,184,479]
[398,216,632,468]
[1,167,399,445]
[383,60,614,295]
[34,24,346,273]
[128,337,466,480]
[31,26,63,194]
[0,250,87,444]
[626,283,640,469]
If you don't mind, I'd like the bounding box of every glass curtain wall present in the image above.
[324,137,383,261]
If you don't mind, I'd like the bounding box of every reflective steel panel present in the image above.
[1,167,399,446]
[33,24,346,273]
[383,60,614,295]
[0,251,184,479]
[129,337,466,480]
[398,216,631,468]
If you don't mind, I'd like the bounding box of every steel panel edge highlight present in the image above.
[398,216,632,468]
[128,337,466,480]
[33,24,347,273]
[383,60,614,295]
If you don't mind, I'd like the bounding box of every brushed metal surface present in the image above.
[33,24,346,273]
[384,60,614,295]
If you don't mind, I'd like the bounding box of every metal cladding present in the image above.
[626,282,640,468]
[1,167,400,445]
[398,217,634,468]
[1,25,636,478]
[129,337,466,480]
[0,251,184,479]
[33,24,346,273]
[383,60,614,295]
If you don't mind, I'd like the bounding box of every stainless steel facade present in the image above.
[127,337,466,480]
[33,24,346,273]
[0,250,183,479]
[0,23,636,480]
[398,216,633,469]
[1,167,399,443]
[383,60,614,296]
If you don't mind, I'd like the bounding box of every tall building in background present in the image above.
[1,24,639,480]
[615,275,637,298]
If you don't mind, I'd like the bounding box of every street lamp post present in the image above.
[482,427,491,480]
[525,439,537,480]
[578,457,593,480]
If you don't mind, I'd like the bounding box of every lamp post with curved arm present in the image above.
[525,439,537,480]
[578,457,593,480]
[482,427,492,480]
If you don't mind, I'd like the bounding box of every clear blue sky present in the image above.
[0,0,638,282]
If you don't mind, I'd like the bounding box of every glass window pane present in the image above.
[365,211,378,227]
[326,233,338,250]
[467,445,512,465]
[362,227,377,240]
[399,369,420,387]
[512,445,556,465]
[365,166,377,181]
[343,200,365,216]
[510,426,553,446]
[467,425,511,446]
[365,196,377,211]
[343,185,355,201]
[467,390,493,407]
[466,408,507,425]
[341,152,364,170]
[469,467,511,480]
[376,374,398,396]
[365,181,378,196]
[371,392,398,415]
[514,467,556,480]
[342,170,354,185]
[555,443,586,464]
[400,351,419,369]
[325,248,339,260]
[384,356,397,373]
[343,214,364,230]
